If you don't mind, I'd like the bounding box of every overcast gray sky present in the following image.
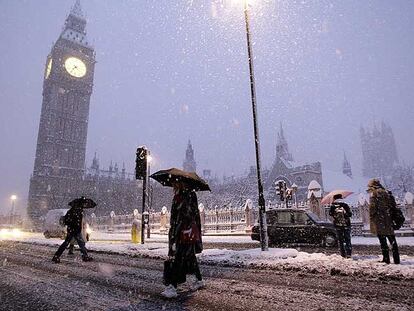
[1,0,413,214]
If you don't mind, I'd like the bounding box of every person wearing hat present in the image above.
[367,179,400,264]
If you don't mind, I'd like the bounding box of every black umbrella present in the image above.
[150,168,211,191]
[68,196,97,209]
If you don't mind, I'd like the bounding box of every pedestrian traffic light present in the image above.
[135,147,148,180]
[143,211,149,225]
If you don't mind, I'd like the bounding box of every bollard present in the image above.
[131,219,141,244]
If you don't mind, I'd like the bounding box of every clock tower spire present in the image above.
[28,1,96,226]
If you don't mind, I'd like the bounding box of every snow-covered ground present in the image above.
[82,231,414,246]
[1,231,414,280]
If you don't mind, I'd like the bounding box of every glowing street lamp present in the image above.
[241,0,269,251]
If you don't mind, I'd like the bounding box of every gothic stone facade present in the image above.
[28,3,141,224]
[265,125,323,203]
[360,122,399,178]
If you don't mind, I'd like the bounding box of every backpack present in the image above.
[389,191,405,230]
[332,204,348,227]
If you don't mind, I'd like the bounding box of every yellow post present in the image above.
[131,219,141,244]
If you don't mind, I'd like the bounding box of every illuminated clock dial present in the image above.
[45,58,52,79]
[64,57,87,78]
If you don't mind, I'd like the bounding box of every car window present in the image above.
[307,212,322,223]
[293,212,308,224]
[277,211,292,224]
[266,214,277,225]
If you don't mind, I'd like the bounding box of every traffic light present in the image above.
[135,147,148,180]
[286,188,293,201]
[276,180,286,201]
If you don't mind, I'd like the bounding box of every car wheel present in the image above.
[324,233,337,247]
[44,231,50,239]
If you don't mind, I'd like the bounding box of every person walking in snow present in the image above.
[329,194,353,258]
[68,217,89,255]
[161,180,204,298]
[52,197,93,263]
[367,179,400,264]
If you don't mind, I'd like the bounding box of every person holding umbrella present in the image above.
[150,168,208,298]
[52,196,95,263]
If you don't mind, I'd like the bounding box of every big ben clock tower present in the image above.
[28,1,95,225]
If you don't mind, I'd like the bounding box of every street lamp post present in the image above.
[146,155,152,239]
[243,1,268,251]
[135,146,149,244]
[10,195,17,225]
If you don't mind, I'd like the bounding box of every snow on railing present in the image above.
[91,200,413,235]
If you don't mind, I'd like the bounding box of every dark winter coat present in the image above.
[168,189,202,257]
[64,207,84,234]
[329,202,352,228]
[369,188,394,236]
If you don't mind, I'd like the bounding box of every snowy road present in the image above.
[1,241,413,311]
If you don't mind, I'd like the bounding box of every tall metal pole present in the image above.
[146,157,151,239]
[10,200,15,225]
[244,1,268,251]
[141,152,148,244]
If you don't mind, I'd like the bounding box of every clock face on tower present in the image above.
[45,58,52,79]
[64,57,87,78]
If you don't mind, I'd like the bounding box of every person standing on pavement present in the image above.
[161,181,204,298]
[367,179,400,264]
[329,194,353,258]
[52,197,93,263]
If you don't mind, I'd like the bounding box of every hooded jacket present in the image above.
[369,186,394,236]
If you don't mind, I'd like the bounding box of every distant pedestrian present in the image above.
[367,179,400,264]
[52,197,94,263]
[161,181,204,298]
[329,194,352,258]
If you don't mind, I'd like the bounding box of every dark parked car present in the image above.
[251,209,338,247]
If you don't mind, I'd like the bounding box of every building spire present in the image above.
[183,140,197,172]
[61,0,88,39]
[342,151,352,178]
[276,123,293,163]
[71,0,84,19]
[279,122,284,138]
[91,151,99,171]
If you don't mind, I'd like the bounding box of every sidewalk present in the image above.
[92,232,414,246]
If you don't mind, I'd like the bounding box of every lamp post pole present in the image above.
[146,157,151,239]
[10,195,17,225]
[243,1,268,251]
